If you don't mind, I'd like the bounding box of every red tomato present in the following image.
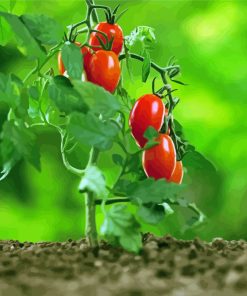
[84,50,121,93]
[168,161,183,184]
[58,42,88,75]
[129,94,166,148]
[142,134,176,180]
[89,22,123,55]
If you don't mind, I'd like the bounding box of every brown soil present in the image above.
[0,234,247,296]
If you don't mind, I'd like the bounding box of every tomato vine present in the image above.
[0,0,215,253]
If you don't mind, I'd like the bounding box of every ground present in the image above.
[0,234,247,296]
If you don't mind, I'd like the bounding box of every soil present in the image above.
[0,234,247,296]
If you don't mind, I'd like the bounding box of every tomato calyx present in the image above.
[104,4,128,25]
[90,29,114,51]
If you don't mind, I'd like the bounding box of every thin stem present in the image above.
[84,146,100,250]
[119,53,180,80]
[88,0,99,24]
[95,197,130,205]
[85,191,98,250]
[60,132,84,176]
[23,43,62,83]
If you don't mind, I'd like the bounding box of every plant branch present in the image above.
[60,132,84,176]
[95,197,130,205]
[119,53,180,83]
[83,146,100,250]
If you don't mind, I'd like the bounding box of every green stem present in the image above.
[95,197,130,205]
[85,191,98,250]
[119,53,180,82]
[23,44,61,83]
[84,147,100,249]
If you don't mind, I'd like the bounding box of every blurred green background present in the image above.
[0,0,247,242]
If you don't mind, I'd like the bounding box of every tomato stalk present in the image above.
[68,0,112,42]
[119,53,180,80]
[84,147,100,250]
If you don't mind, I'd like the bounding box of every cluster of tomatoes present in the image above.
[129,94,184,184]
[58,18,183,184]
[58,22,123,93]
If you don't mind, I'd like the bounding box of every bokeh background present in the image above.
[0,0,247,242]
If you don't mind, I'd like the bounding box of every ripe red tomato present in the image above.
[168,161,183,184]
[89,22,123,55]
[129,94,166,148]
[142,134,176,180]
[58,42,88,75]
[84,50,121,93]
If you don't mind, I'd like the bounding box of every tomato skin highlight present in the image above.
[168,161,183,184]
[57,42,89,75]
[84,50,121,93]
[142,134,176,180]
[89,22,124,55]
[129,94,165,148]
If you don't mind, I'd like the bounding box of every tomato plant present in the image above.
[0,0,214,253]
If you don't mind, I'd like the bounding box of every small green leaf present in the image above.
[143,126,159,141]
[0,120,41,181]
[21,14,64,46]
[138,203,165,225]
[72,80,120,118]
[0,11,46,61]
[183,150,216,173]
[127,178,184,204]
[101,204,142,253]
[48,76,88,114]
[9,0,17,12]
[125,26,156,52]
[112,154,123,166]
[0,73,21,108]
[68,112,119,151]
[79,165,107,199]
[162,202,174,216]
[61,43,83,80]
[28,85,40,101]
[0,3,13,46]
[142,50,151,82]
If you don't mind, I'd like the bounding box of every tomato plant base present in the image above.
[0,235,246,295]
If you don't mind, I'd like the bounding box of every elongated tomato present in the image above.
[142,134,176,180]
[129,94,165,148]
[168,161,183,184]
[84,50,121,93]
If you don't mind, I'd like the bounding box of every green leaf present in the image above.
[137,203,165,225]
[61,43,83,80]
[68,112,119,151]
[142,50,151,82]
[0,11,46,61]
[169,198,206,232]
[183,150,216,173]
[79,165,107,199]
[48,76,88,114]
[143,126,159,149]
[101,204,142,253]
[112,154,124,166]
[0,73,21,108]
[127,178,184,204]
[0,120,40,181]
[9,0,17,12]
[21,14,64,46]
[143,126,159,141]
[125,26,156,52]
[0,3,13,46]
[73,80,120,119]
